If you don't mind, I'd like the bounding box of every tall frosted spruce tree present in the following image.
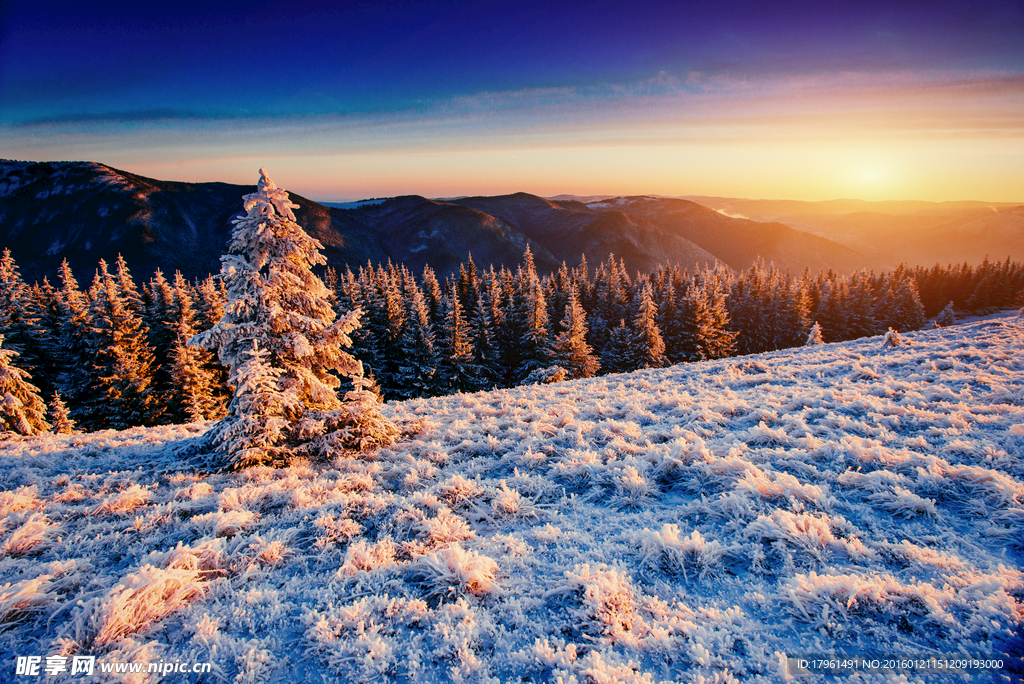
[192,169,398,467]
[0,335,50,435]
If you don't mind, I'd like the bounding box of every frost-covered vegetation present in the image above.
[1,316,1021,682]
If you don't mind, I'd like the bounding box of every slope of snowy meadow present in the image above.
[2,317,1023,683]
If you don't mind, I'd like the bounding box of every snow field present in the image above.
[1,317,1022,682]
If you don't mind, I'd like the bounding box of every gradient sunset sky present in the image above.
[1,0,1022,202]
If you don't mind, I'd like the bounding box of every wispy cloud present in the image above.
[10,108,216,127]
[6,68,1022,143]
[2,68,1022,202]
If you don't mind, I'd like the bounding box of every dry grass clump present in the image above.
[53,483,89,503]
[0,574,52,626]
[546,564,644,644]
[939,463,1024,506]
[489,481,536,519]
[173,481,214,501]
[784,570,951,630]
[612,465,655,508]
[88,564,206,646]
[411,544,498,600]
[254,538,291,569]
[746,511,874,562]
[415,509,475,547]
[340,537,398,575]
[65,539,226,648]
[638,524,724,579]
[303,595,429,681]
[91,484,151,516]
[837,468,906,492]
[550,449,604,486]
[2,513,59,556]
[314,514,362,549]
[734,468,825,504]
[0,485,42,516]
[877,540,966,570]
[439,474,485,508]
[190,509,259,537]
[867,486,937,517]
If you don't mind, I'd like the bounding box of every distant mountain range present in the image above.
[1,160,1018,284]
[684,196,1024,270]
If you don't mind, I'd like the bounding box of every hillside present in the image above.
[593,196,866,274]
[0,160,390,283]
[686,196,1024,271]
[451,193,718,275]
[1,315,1022,682]
[1,161,869,284]
[340,194,563,276]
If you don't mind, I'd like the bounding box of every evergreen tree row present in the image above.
[0,249,229,433]
[1,244,1022,435]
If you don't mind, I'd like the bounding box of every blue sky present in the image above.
[1,1,1022,201]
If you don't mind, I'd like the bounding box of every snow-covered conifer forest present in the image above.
[0,174,1022,682]
[0,211,1020,433]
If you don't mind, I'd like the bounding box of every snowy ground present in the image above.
[2,316,1023,683]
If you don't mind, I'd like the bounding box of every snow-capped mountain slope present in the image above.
[1,316,1022,682]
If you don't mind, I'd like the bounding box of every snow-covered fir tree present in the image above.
[192,168,397,465]
[456,253,482,326]
[476,270,507,385]
[730,260,772,354]
[935,301,956,328]
[114,254,146,316]
[421,265,444,328]
[343,265,382,380]
[545,262,573,338]
[467,293,494,384]
[196,275,227,330]
[551,286,599,379]
[437,282,484,393]
[52,260,92,414]
[703,267,738,360]
[0,249,48,391]
[813,276,848,344]
[628,281,667,370]
[0,335,50,435]
[375,265,408,398]
[656,276,684,364]
[769,270,811,349]
[167,274,226,422]
[805,321,824,346]
[512,247,552,384]
[47,391,75,434]
[602,319,634,374]
[879,273,926,333]
[396,282,439,398]
[144,269,178,410]
[679,277,714,361]
[85,260,159,430]
[845,271,877,339]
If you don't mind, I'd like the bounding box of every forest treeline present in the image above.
[0,246,1022,434]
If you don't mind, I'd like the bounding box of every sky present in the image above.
[1,0,1022,202]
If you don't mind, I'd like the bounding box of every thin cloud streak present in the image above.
[7,69,1022,135]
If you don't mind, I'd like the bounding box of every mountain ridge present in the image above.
[2,160,987,285]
